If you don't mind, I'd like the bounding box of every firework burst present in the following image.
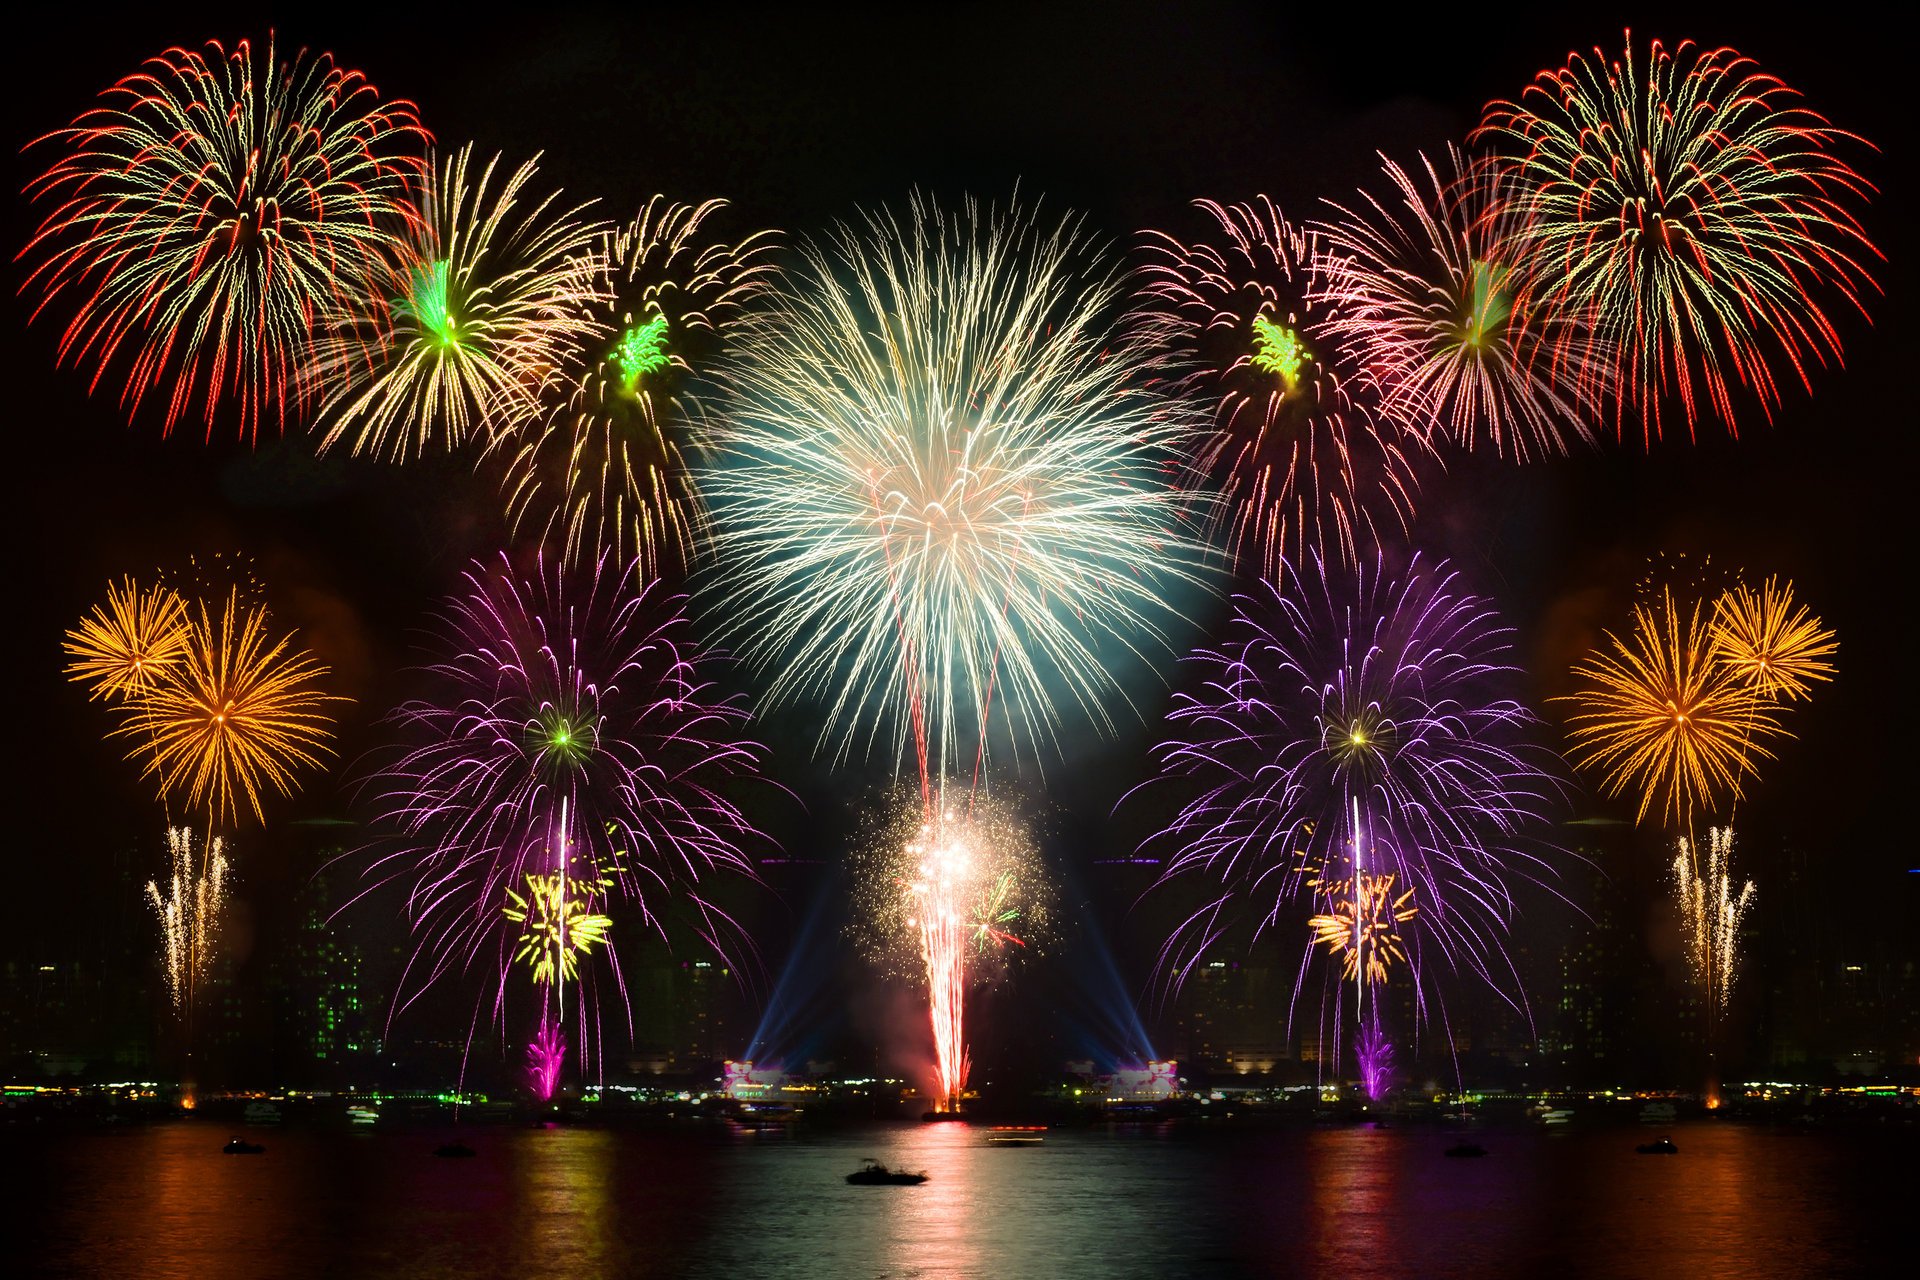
[358,552,768,1055]
[704,194,1205,784]
[498,198,779,576]
[1564,587,1785,828]
[314,146,604,462]
[1132,196,1429,574]
[1307,872,1416,985]
[19,36,428,440]
[1709,577,1837,702]
[1142,553,1565,1025]
[120,588,341,828]
[1314,148,1605,460]
[147,826,229,1013]
[1474,32,1880,440]
[63,578,191,702]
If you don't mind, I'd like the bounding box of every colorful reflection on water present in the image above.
[3,1119,1908,1278]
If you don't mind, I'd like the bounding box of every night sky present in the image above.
[2,2,1908,1077]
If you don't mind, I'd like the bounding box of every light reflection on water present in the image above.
[4,1119,1908,1278]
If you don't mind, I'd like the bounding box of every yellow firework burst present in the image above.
[1709,577,1836,702]
[1564,588,1784,828]
[503,871,614,986]
[63,578,190,701]
[1307,872,1416,984]
[121,589,341,827]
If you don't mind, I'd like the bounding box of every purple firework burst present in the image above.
[1141,552,1567,1029]
[356,551,769,1061]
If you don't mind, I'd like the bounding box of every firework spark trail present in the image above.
[1564,586,1787,829]
[1355,1018,1393,1101]
[1674,827,1755,1016]
[497,198,779,577]
[18,37,429,440]
[704,193,1208,784]
[1474,31,1881,441]
[354,552,768,1073]
[315,146,605,462]
[1313,147,1605,461]
[147,826,229,1014]
[1141,553,1567,1069]
[1131,196,1429,575]
[856,797,1048,1112]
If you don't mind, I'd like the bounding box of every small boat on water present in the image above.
[1635,1137,1679,1155]
[846,1158,928,1186]
[1443,1142,1488,1158]
[433,1141,477,1158]
[222,1137,265,1155]
[985,1126,1046,1146]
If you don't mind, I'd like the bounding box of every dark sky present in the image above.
[2,3,1909,1069]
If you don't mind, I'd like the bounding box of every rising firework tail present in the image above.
[1673,826,1754,1017]
[703,193,1209,785]
[496,199,780,578]
[19,36,429,441]
[148,826,229,1015]
[1131,196,1430,575]
[853,793,1051,1111]
[1474,31,1880,442]
[314,146,605,462]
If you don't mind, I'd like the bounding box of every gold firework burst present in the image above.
[1709,577,1836,702]
[1564,588,1785,828]
[1308,872,1416,984]
[63,578,191,701]
[120,589,341,827]
[504,870,614,986]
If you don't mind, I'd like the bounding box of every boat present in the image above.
[1443,1142,1488,1158]
[243,1101,282,1126]
[433,1140,477,1158]
[222,1137,265,1155]
[920,1110,967,1123]
[1635,1136,1679,1155]
[985,1126,1046,1146]
[845,1158,928,1185]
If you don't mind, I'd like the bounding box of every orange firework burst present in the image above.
[1564,588,1784,828]
[63,578,190,701]
[120,589,342,826]
[1307,872,1416,984]
[1709,577,1837,703]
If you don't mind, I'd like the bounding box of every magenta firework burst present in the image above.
[1141,553,1566,1022]
[1132,197,1430,575]
[358,551,768,1058]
